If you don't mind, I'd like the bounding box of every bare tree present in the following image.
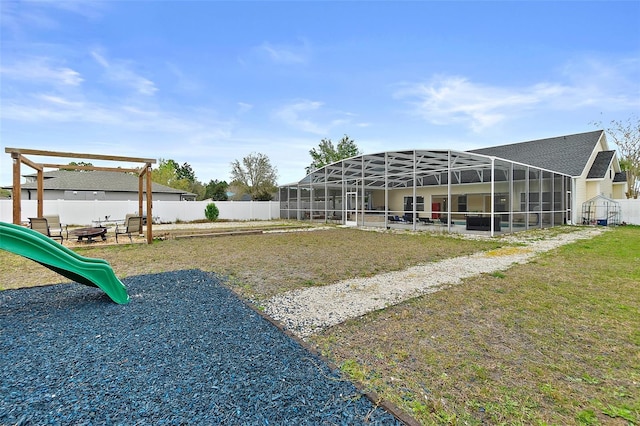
[596,116,640,198]
[230,153,278,200]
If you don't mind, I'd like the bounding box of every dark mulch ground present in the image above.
[0,270,401,425]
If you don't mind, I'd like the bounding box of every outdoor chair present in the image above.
[29,217,64,243]
[43,215,68,240]
[115,216,142,243]
[439,215,454,225]
[418,216,434,224]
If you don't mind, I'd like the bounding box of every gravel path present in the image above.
[0,270,401,425]
[263,227,605,339]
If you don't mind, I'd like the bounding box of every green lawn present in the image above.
[311,226,640,425]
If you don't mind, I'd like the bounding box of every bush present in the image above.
[204,203,219,221]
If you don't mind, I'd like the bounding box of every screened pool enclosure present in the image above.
[280,150,573,236]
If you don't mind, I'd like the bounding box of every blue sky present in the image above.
[1,1,639,187]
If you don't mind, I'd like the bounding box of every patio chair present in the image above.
[43,214,68,240]
[439,215,454,225]
[115,216,142,243]
[418,216,434,224]
[124,213,147,233]
[29,217,64,244]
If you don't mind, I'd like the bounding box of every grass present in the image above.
[1,224,638,424]
[0,227,501,299]
[312,226,640,425]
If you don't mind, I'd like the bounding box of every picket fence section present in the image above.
[0,200,280,225]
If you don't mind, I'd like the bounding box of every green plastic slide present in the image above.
[0,221,129,304]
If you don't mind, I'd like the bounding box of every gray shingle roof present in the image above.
[587,151,615,179]
[469,130,604,176]
[19,170,194,195]
[614,171,627,183]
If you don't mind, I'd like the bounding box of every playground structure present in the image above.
[0,221,129,304]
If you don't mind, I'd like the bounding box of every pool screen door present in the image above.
[345,192,358,226]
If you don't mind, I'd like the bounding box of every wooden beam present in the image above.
[5,147,156,164]
[19,156,43,171]
[41,163,140,173]
[11,153,21,224]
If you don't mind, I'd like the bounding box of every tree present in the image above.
[176,162,196,182]
[306,134,361,174]
[152,159,179,186]
[230,153,278,201]
[205,179,229,201]
[595,116,640,198]
[59,161,94,171]
[152,158,207,200]
[204,203,219,221]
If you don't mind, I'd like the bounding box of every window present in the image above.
[457,195,467,212]
[404,196,424,211]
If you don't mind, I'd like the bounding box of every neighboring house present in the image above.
[279,130,627,234]
[3,170,196,201]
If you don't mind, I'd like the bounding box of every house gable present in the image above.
[586,151,615,179]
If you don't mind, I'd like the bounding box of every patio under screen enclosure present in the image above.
[279,150,573,236]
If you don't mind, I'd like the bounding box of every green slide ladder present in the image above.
[0,221,129,304]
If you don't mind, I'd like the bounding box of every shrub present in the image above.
[204,203,219,221]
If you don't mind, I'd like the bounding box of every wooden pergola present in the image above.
[5,147,157,244]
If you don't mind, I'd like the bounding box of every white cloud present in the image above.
[91,50,157,96]
[257,40,309,65]
[557,55,640,110]
[274,100,327,134]
[37,94,84,108]
[395,55,640,133]
[0,93,231,139]
[0,1,106,36]
[0,57,83,86]
[395,76,570,132]
[273,100,368,135]
[237,102,254,114]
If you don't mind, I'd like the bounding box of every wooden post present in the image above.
[37,169,44,218]
[146,164,153,244]
[11,153,21,225]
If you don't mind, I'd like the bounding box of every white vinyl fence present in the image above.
[618,199,640,225]
[2,199,639,226]
[0,200,280,226]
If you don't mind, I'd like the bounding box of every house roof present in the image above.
[614,171,627,183]
[587,150,615,179]
[15,170,195,195]
[469,130,604,177]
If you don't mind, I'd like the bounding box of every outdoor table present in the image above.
[71,227,107,242]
